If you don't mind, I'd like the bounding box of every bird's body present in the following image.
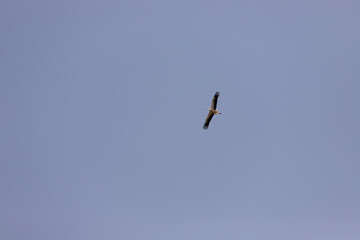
[207,108,221,115]
[203,92,221,129]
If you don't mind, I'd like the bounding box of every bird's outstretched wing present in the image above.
[211,92,220,110]
[203,112,214,129]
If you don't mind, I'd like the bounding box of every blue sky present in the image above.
[1,1,360,239]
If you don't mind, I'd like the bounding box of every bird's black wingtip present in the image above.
[203,125,209,130]
[215,91,220,96]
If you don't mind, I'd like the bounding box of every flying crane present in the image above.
[203,91,221,129]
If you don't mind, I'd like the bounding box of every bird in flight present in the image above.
[203,91,221,129]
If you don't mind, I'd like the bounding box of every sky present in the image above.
[1,0,360,239]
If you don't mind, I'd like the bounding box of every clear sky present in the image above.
[1,1,360,239]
